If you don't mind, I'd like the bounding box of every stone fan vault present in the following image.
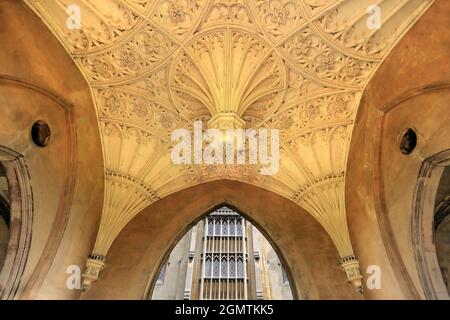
[25,0,434,291]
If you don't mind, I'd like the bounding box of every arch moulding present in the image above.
[81,180,360,300]
[0,146,33,300]
[412,148,450,300]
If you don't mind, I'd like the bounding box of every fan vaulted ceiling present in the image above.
[25,0,434,277]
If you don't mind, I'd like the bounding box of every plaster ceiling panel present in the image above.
[151,0,207,39]
[28,0,144,54]
[96,88,188,138]
[75,23,178,84]
[314,0,434,58]
[251,0,305,42]
[282,65,337,106]
[124,0,156,14]
[301,0,338,15]
[277,156,309,187]
[200,0,254,29]
[279,26,376,88]
[267,92,357,145]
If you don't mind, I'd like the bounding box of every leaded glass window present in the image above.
[237,258,244,278]
[230,220,235,236]
[213,258,220,277]
[229,258,236,277]
[221,258,227,277]
[198,206,251,300]
[236,220,243,236]
[215,221,221,235]
[205,258,212,277]
[207,220,214,236]
[222,221,228,236]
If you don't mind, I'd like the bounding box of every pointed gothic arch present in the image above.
[80,180,359,300]
[0,146,33,300]
[149,204,294,300]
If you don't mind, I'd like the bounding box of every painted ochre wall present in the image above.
[346,0,450,299]
[0,1,104,299]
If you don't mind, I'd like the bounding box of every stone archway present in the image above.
[147,203,296,300]
[0,146,33,300]
[82,180,359,300]
[82,180,359,299]
[345,0,450,300]
[0,1,105,299]
[412,149,450,299]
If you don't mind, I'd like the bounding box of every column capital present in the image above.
[341,255,363,294]
[81,254,106,292]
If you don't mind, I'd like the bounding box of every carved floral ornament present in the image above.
[25,0,435,292]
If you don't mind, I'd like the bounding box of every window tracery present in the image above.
[199,206,248,299]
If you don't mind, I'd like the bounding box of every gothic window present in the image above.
[215,221,221,236]
[229,258,236,277]
[205,258,212,277]
[151,205,294,300]
[207,220,213,236]
[221,258,228,277]
[237,258,244,278]
[222,221,228,236]
[230,220,235,236]
[236,220,243,236]
[213,258,220,278]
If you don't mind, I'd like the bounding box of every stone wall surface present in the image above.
[346,0,450,299]
[0,1,104,299]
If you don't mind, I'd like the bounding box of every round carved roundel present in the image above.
[31,120,51,147]
[400,128,417,155]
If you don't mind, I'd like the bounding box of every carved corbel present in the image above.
[81,254,106,292]
[341,255,363,294]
